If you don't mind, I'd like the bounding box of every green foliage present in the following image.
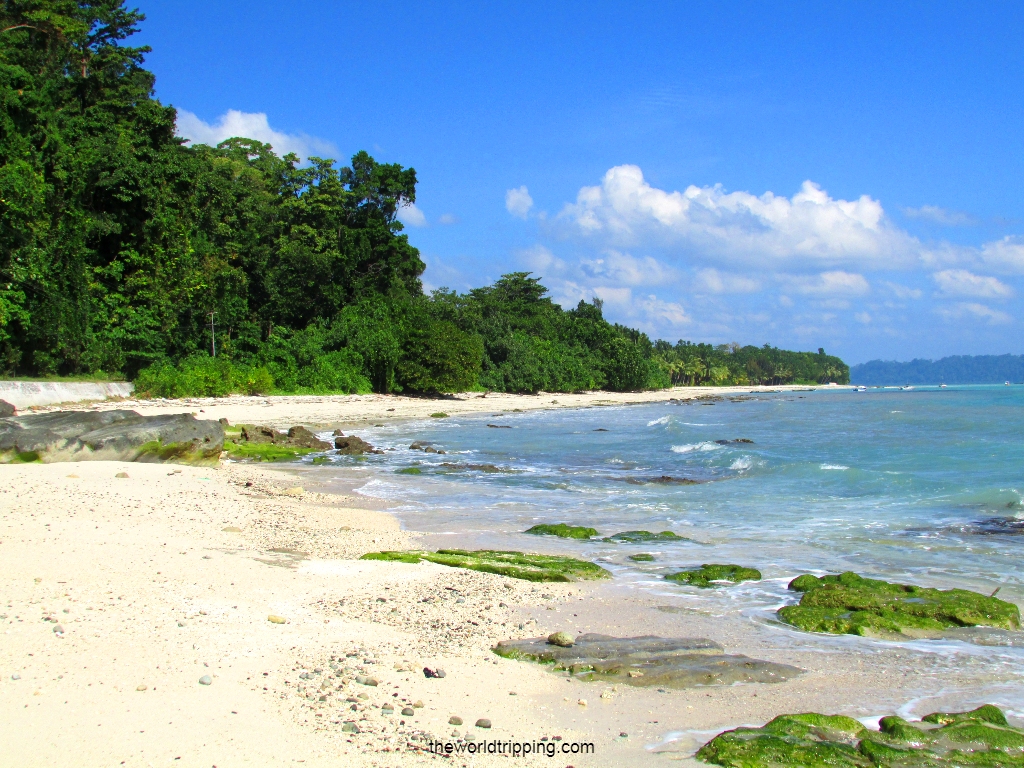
[524,523,598,539]
[779,571,1021,636]
[360,549,611,582]
[666,564,762,588]
[655,341,850,387]
[134,357,273,397]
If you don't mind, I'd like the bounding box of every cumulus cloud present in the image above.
[579,251,676,286]
[785,271,870,297]
[516,244,565,274]
[979,237,1024,274]
[505,186,534,219]
[693,268,761,294]
[902,204,977,226]
[933,269,1013,299]
[936,302,1013,325]
[882,281,923,299]
[437,213,459,225]
[176,109,335,161]
[558,165,918,268]
[397,203,427,228]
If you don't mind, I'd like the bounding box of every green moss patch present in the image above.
[666,564,762,588]
[0,449,42,464]
[222,440,316,462]
[525,523,598,539]
[396,467,422,475]
[135,440,221,465]
[777,571,1021,636]
[360,549,610,582]
[430,412,449,418]
[603,530,689,543]
[629,553,655,562]
[697,704,1024,768]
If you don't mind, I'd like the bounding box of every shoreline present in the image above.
[5,384,1018,767]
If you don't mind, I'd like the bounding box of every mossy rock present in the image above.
[666,564,762,588]
[603,530,688,543]
[360,549,610,582]
[136,440,221,465]
[396,467,422,475]
[0,449,42,463]
[697,704,1024,768]
[778,571,1021,636]
[430,412,449,418]
[524,523,598,539]
[629,553,655,562]
[223,440,316,462]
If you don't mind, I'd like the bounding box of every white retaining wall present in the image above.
[0,381,134,409]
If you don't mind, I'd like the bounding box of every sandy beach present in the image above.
[5,383,983,768]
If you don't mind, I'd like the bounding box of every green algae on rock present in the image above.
[696,704,1024,767]
[360,549,610,582]
[777,571,1021,637]
[222,440,317,462]
[603,530,689,543]
[492,633,802,689]
[628,553,656,562]
[666,564,762,588]
[524,523,599,539]
[395,466,422,475]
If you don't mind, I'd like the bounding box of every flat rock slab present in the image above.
[0,410,223,463]
[493,633,803,688]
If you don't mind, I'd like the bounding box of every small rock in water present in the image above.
[341,721,359,733]
[198,675,212,685]
[267,615,286,624]
[475,718,492,729]
[355,675,378,686]
[115,472,129,479]
[547,631,575,647]
[402,707,415,716]
[136,684,147,692]
[449,716,463,725]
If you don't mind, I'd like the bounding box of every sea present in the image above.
[303,385,1024,713]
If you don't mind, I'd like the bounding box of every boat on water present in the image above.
[856,386,867,392]
[940,383,947,388]
[1006,381,1011,386]
[900,385,915,391]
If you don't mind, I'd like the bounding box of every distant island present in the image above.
[851,355,1024,385]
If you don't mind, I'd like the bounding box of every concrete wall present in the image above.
[0,381,134,409]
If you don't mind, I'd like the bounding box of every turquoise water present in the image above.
[312,387,1024,672]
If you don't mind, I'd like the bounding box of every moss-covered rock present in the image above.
[696,704,1024,767]
[666,564,762,588]
[778,572,1020,636]
[223,440,316,462]
[603,530,688,543]
[396,466,422,475]
[360,549,610,582]
[628,553,655,562]
[524,524,598,539]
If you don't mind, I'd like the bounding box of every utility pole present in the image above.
[208,311,217,358]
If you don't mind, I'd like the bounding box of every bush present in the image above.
[134,357,273,397]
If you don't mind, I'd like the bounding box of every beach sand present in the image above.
[6,383,982,768]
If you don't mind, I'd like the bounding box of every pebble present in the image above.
[620,732,628,738]
[11,673,20,680]
[449,716,463,725]
[355,675,378,686]
[198,675,212,685]
[413,700,424,708]
[341,722,359,733]
[52,625,64,634]
[381,705,394,715]
[577,699,587,707]
[547,631,575,647]
[136,684,147,692]
[115,472,129,478]
[267,615,287,624]
[423,667,446,679]
[475,718,492,729]
[282,486,304,496]
[401,707,415,716]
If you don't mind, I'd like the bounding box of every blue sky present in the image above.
[137,1,1024,364]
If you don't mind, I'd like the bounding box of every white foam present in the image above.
[730,457,753,470]
[671,441,723,453]
[647,416,671,426]
[820,463,849,470]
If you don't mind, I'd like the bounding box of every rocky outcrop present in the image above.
[492,633,802,688]
[0,410,223,463]
[0,399,15,417]
[334,435,381,454]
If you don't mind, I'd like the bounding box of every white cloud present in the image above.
[933,269,1014,299]
[505,186,534,219]
[979,237,1024,274]
[175,109,335,161]
[438,213,459,225]
[693,268,761,294]
[579,251,676,286]
[936,302,1013,325]
[516,244,565,274]
[558,165,918,268]
[855,312,872,324]
[902,205,976,226]
[397,203,427,228]
[635,294,691,327]
[785,271,870,297]
[882,281,923,299]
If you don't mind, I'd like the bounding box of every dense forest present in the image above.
[851,355,1024,385]
[0,1,849,395]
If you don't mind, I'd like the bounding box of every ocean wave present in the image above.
[647,416,671,426]
[671,441,723,453]
[820,463,849,470]
[730,457,753,470]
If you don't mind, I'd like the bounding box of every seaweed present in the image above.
[222,440,317,462]
[666,564,762,588]
[360,549,611,582]
[524,523,599,539]
[603,530,689,543]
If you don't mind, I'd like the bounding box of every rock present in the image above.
[493,633,802,689]
[198,675,212,685]
[334,435,378,455]
[487,424,512,428]
[222,526,242,532]
[666,564,762,588]
[267,615,287,624]
[430,412,449,418]
[281,487,304,496]
[778,571,1021,636]
[604,530,689,543]
[547,632,575,647]
[218,418,230,426]
[11,673,20,680]
[475,718,491,729]
[286,426,332,450]
[0,400,15,417]
[362,549,611,582]
[577,699,587,707]
[628,553,655,562]
[115,472,129,478]
[341,721,359,733]
[409,441,427,450]
[402,707,415,716]
[382,704,394,714]
[620,476,701,486]
[524,523,599,539]
[449,716,463,725]
[355,675,378,686]
[413,700,424,708]
[136,684,148,691]
[52,624,64,634]
[697,705,1023,767]
[333,429,344,436]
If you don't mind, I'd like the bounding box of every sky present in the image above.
[136,1,1024,364]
